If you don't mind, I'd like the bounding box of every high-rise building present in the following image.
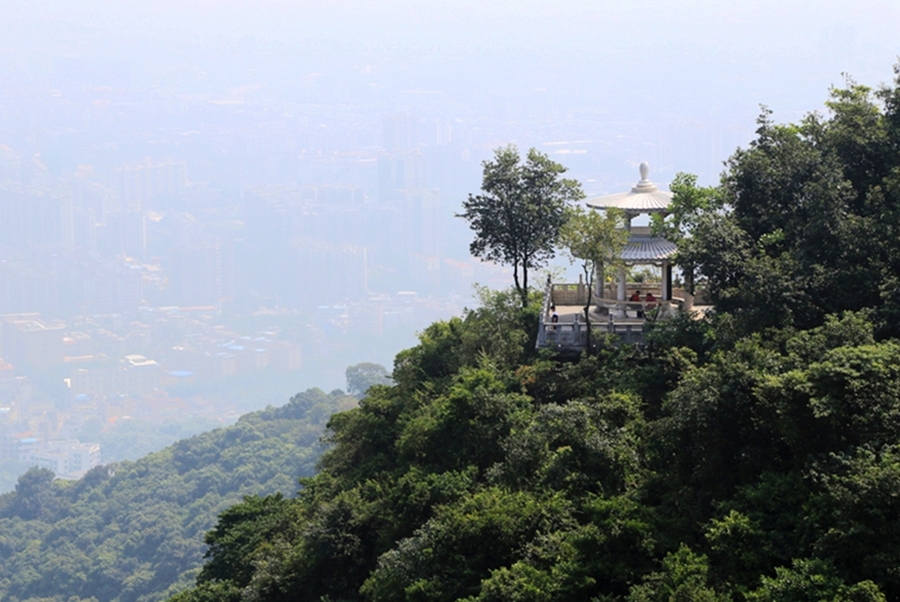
[0,185,75,249]
[114,158,187,212]
[167,241,234,307]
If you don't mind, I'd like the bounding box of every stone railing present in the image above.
[538,280,651,350]
[538,320,590,350]
[536,277,713,351]
[550,283,590,306]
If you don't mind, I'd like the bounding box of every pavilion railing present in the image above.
[540,321,590,349]
[550,283,590,306]
[592,298,680,319]
[537,277,714,350]
[538,280,658,350]
[550,282,694,308]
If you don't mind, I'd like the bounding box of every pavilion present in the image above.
[586,162,677,311]
[537,163,686,350]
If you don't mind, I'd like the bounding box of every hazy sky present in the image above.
[5,1,896,89]
[2,0,900,186]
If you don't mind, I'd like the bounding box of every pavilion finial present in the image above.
[631,162,658,193]
[639,162,650,182]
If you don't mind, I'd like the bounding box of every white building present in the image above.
[28,439,101,479]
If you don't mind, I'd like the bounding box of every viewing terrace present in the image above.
[535,277,701,350]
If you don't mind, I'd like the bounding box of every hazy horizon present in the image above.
[3,1,899,186]
[0,0,899,488]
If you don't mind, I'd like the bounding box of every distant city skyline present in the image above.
[0,0,898,489]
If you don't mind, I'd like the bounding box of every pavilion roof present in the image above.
[586,162,673,214]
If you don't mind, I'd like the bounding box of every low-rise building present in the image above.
[26,439,101,479]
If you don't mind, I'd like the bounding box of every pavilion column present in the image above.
[663,261,672,301]
[617,267,626,301]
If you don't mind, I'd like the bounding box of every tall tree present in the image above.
[650,172,721,296]
[559,206,627,352]
[459,146,583,307]
[345,362,392,398]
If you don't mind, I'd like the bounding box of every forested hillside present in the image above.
[172,70,900,602]
[0,388,355,602]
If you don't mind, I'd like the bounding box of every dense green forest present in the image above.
[170,70,900,602]
[0,388,356,602]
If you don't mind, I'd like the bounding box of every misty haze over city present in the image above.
[0,0,897,489]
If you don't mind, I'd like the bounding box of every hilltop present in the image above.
[170,71,900,602]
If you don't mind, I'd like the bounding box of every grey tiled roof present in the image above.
[621,237,677,262]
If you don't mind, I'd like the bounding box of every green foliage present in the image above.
[559,206,627,288]
[704,473,810,591]
[679,71,900,337]
[0,458,39,496]
[10,467,58,520]
[559,205,628,351]
[361,489,570,602]
[804,446,900,599]
[392,287,541,393]
[745,558,886,602]
[0,388,354,602]
[628,545,729,602]
[458,146,584,306]
[175,294,900,602]
[651,172,723,295]
[488,394,643,497]
[346,363,393,398]
[197,493,295,587]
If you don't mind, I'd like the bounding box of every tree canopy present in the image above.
[658,72,900,337]
[346,362,393,398]
[458,145,583,306]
